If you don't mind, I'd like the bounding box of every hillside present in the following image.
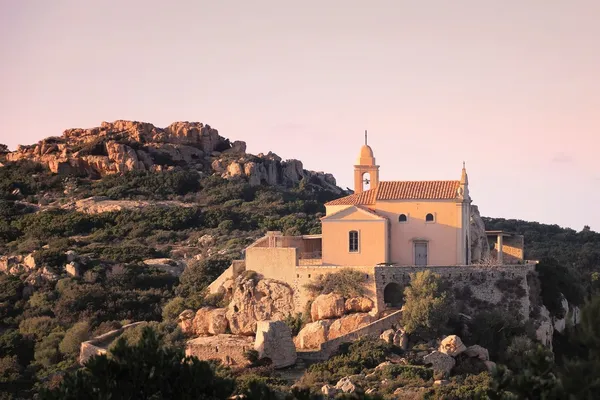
[0,121,599,398]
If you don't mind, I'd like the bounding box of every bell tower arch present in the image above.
[354,130,380,194]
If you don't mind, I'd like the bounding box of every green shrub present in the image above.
[18,317,60,341]
[161,297,187,321]
[304,269,366,298]
[401,271,454,339]
[59,321,91,356]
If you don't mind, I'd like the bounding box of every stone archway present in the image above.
[383,282,404,308]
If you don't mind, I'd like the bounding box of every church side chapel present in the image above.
[322,131,471,267]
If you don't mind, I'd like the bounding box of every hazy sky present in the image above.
[1,1,599,231]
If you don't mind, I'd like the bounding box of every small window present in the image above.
[425,213,435,222]
[399,214,408,222]
[349,230,359,252]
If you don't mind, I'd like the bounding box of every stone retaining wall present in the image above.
[79,321,146,365]
[297,310,403,362]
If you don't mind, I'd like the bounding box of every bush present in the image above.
[304,269,366,298]
[59,321,91,356]
[161,297,187,321]
[19,317,60,341]
[401,271,454,339]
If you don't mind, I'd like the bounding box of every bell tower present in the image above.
[354,130,380,194]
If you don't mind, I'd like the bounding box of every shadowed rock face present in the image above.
[5,120,344,193]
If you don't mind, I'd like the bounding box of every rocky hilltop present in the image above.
[4,120,342,193]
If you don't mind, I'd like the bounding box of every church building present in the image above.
[321,133,471,267]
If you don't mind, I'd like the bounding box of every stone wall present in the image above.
[298,310,403,362]
[207,259,245,294]
[79,322,146,365]
[373,265,534,319]
[185,334,254,367]
[293,265,377,313]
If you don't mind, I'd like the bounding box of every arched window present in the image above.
[425,213,435,222]
[349,230,359,252]
[399,214,408,222]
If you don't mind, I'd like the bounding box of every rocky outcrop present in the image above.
[328,313,375,340]
[311,293,345,321]
[254,321,297,368]
[294,320,332,350]
[5,120,344,194]
[189,307,229,336]
[380,329,395,344]
[470,205,490,264]
[226,276,294,335]
[536,306,554,347]
[344,297,374,314]
[439,335,467,357]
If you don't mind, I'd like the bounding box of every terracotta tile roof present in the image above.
[325,180,460,206]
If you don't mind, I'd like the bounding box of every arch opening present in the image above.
[362,172,371,191]
[383,282,404,308]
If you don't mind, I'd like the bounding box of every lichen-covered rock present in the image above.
[344,297,374,313]
[178,310,196,336]
[254,320,296,368]
[226,277,294,335]
[380,329,395,344]
[294,320,332,350]
[311,293,345,321]
[328,313,374,340]
[464,345,489,361]
[439,335,467,357]
[423,351,455,377]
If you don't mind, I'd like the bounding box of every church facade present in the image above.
[321,138,471,267]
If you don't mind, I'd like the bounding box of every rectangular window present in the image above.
[349,230,359,252]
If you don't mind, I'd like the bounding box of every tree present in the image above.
[40,327,235,400]
[176,256,232,308]
[401,271,454,339]
[490,345,564,399]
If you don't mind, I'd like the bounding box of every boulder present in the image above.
[464,345,489,361]
[380,328,395,344]
[344,297,374,313]
[311,293,345,321]
[335,377,357,394]
[192,307,214,335]
[439,335,467,357]
[178,310,196,336]
[23,254,37,270]
[434,380,450,386]
[423,351,455,377]
[65,262,80,277]
[294,320,332,350]
[321,385,337,398]
[375,361,393,370]
[328,313,374,340]
[226,277,294,336]
[393,329,409,350]
[254,321,297,369]
[208,308,229,335]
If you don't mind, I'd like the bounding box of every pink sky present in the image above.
[1,1,599,231]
